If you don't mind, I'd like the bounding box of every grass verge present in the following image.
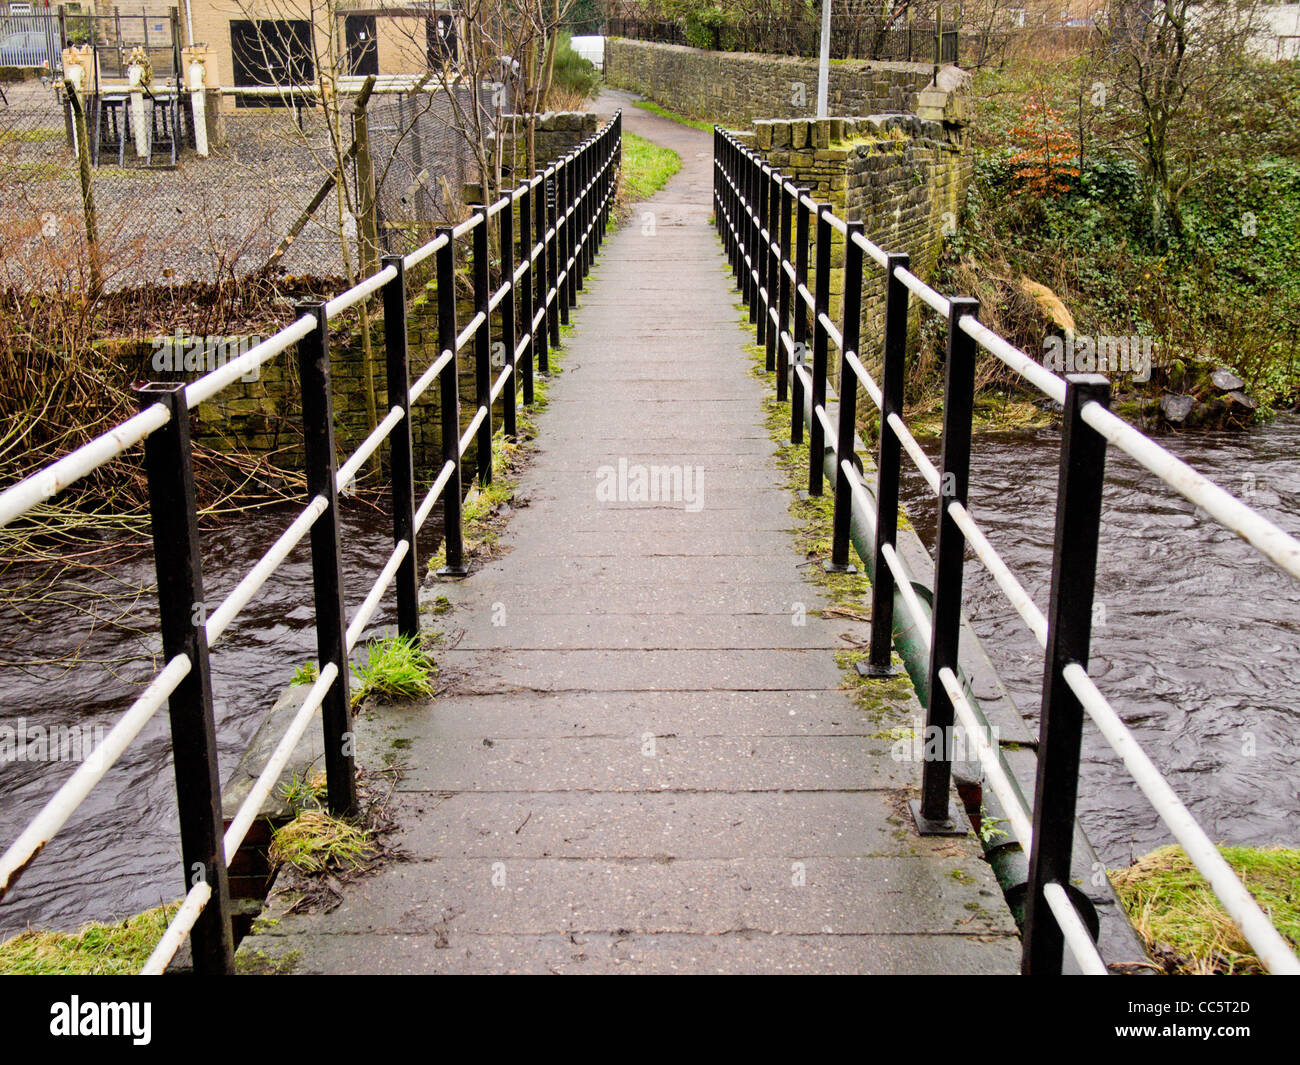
[614,130,681,223]
[633,99,718,132]
[1109,844,1300,974]
[0,905,176,975]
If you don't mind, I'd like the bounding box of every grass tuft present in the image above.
[0,904,176,975]
[1109,844,1300,974]
[350,634,436,706]
[268,811,375,874]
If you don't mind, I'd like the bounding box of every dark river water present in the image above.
[0,501,436,938]
[899,415,1300,866]
[2,417,1299,937]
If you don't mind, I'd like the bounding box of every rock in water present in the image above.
[1160,394,1195,425]
[1211,368,1245,392]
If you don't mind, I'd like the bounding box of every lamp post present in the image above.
[816,0,831,118]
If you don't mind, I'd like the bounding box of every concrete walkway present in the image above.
[236,92,1019,974]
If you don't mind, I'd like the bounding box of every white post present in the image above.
[816,0,832,119]
[189,60,208,157]
[128,63,148,158]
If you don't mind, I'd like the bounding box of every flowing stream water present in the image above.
[898,415,1300,866]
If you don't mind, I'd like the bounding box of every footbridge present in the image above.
[1,99,1297,977]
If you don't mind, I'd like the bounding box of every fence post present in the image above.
[546,166,561,346]
[500,190,518,439]
[914,295,979,836]
[867,252,911,676]
[776,180,793,403]
[136,383,234,975]
[351,79,379,278]
[808,203,832,496]
[535,173,552,369]
[566,153,579,309]
[765,168,781,373]
[829,221,864,571]
[472,205,493,486]
[381,254,419,638]
[1023,373,1112,975]
[519,181,536,406]
[295,302,359,818]
[756,161,769,348]
[791,188,811,445]
[745,153,758,323]
[435,227,468,577]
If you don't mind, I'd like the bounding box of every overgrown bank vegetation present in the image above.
[940,23,1300,422]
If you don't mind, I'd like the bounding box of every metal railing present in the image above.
[0,111,622,975]
[713,126,1300,976]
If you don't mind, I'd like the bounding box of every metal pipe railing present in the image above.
[713,123,1300,977]
[0,111,623,976]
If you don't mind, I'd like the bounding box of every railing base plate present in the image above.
[909,799,967,837]
[435,565,469,579]
[821,560,857,574]
[855,660,899,678]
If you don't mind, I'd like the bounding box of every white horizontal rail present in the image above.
[336,405,404,492]
[881,542,932,652]
[851,228,888,268]
[946,501,1049,649]
[223,662,340,863]
[844,351,883,410]
[185,315,315,409]
[887,411,941,495]
[960,316,1067,405]
[403,231,448,271]
[325,264,396,320]
[457,311,485,352]
[937,666,1034,849]
[894,265,950,318]
[458,406,488,458]
[345,540,409,653]
[410,349,454,406]
[139,880,211,975]
[414,460,457,534]
[0,403,170,528]
[1063,662,1300,975]
[1042,882,1109,975]
[490,362,514,404]
[0,654,191,898]
[1081,400,1300,582]
[205,497,328,646]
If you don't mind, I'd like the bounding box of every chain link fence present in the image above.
[0,77,487,297]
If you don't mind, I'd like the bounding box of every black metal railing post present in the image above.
[519,181,535,406]
[435,228,468,577]
[776,180,793,404]
[500,193,518,440]
[808,203,832,496]
[295,301,359,818]
[868,252,911,676]
[472,204,493,486]
[561,155,575,319]
[791,188,811,445]
[829,221,864,571]
[914,295,979,835]
[1023,372,1112,975]
[137,382,234,975]
[537,172,554,366]
[756,160,769,349]
[765,167,780,374]
[380,254,419,638]
[546,167,561,346]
